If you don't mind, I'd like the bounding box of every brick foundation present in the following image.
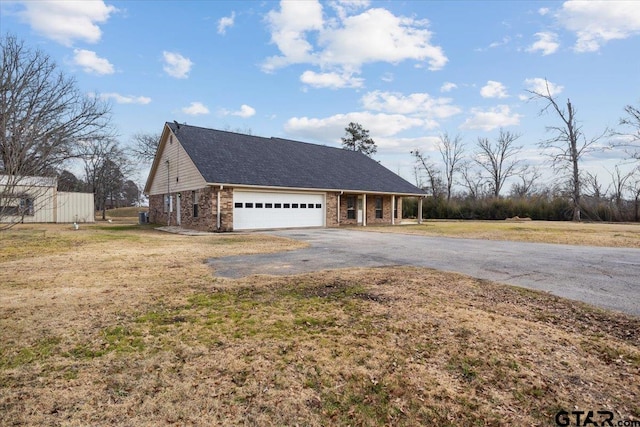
[150,188,405,231]
[148,186,234,232]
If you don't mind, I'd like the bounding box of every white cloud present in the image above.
[380,72,394,82]
[16,0,116,46]
[263,2,447,78]
[263,0,324,72]
[221,104,256,118]
[300,70,364,88]
[461,105,522,131]
[99,93,151,105]
[475,37,510,52]
[440,82,457,92]
[521,78,564,99]
[285,112,423,142]
[217,11,235,35]
[557,0,640,52]
[527,31,560,55]
[361,90,461,121]
[480,81,509,99]
[374,135,441,151]
[162,51,193,79]
[538,7,550,16]
[73,49,114,75]
[182,102,209,115]
[318,8,447,71]
[488,36,510,49]
[329,0,371,20]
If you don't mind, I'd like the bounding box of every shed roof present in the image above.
[165,122,425,196]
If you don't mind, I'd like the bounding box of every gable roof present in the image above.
[156,122,425,195]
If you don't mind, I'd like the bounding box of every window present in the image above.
[192,191,199,218]
[265,203,273,208]
[275,203,282,208]
[315,204,322,208]
[0,194,33,216]
[245,202,253,208]
[235,202,243,208]
[347,196,356,219]
[284,203,290,208]
[375,197,383,219]
[300,203,306,208]
[292,203,299,208]
[256,203,263,208]
[164,194,172,213]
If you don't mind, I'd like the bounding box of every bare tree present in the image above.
[474,129,523,197]
[613,103,640,160]
[528,79,605,221]
[411,149,445,198]
[437,132,465,201]
[628,170,640,222]
[459,161,485,199]
[341,122,377,157]
[129,132,161,164]
[81,138,130,220]
[1,34,111,227]
[584,172,606,199]
[608,165,634,219]
[509,166,541,198]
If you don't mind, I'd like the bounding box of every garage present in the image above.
[233,191,325,230]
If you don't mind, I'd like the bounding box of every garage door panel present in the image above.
[233,191,325,230]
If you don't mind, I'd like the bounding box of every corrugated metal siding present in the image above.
[148,132,206,196]
[57,192,95,223]
[0,183,56,223]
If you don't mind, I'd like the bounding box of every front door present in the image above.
[357,197,363,224]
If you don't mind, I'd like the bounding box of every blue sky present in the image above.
[2,0,639,190]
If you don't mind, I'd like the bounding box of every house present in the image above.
[144,122,425,231]
[0,175,95,224]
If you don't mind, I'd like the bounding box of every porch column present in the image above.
[418,197,423,224]
[362,193,367,227]
[391,195,395,225]
[337,193,341,225]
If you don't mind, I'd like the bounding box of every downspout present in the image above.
[337,191,342,225]
[166,160,171,226]
[217,185,223,230]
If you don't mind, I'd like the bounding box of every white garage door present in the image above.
[233,191,325,230]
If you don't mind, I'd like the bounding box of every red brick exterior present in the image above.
[150,188,407,231]
[148,186,234,232]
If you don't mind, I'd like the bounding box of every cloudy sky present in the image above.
[2,0,639,187]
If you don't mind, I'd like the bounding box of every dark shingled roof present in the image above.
[167,122,425,195]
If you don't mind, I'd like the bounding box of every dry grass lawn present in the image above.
[369,220,640,248]
[1,222,639,426]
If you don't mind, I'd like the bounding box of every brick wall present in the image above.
[148,194,165,225]
[325,192,339,227]
[365,195,393,225]
[150,188,401,230]
[218,187,234,232]
[148,186,234,232]
[336,193,395,226]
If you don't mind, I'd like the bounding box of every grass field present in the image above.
[370,220,640,248]
[1,222,639,426]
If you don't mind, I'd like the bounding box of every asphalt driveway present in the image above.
[208,228,640,316]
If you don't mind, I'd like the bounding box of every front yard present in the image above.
[0,223,638,425]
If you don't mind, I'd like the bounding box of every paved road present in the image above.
[208,228,640,316]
